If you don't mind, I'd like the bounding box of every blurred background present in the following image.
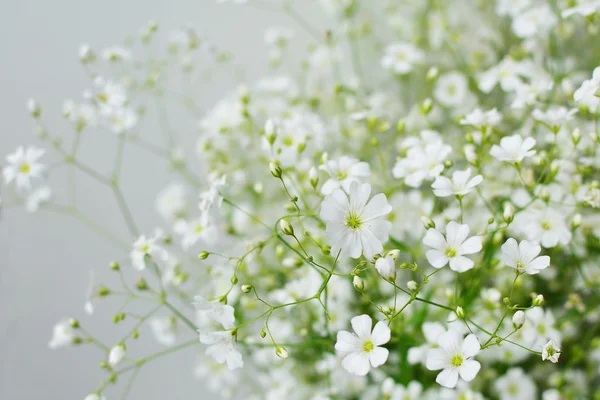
[0,0,323,398]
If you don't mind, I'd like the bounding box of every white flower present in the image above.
[156,183,188,221]
[500,238,550,275]
[381,43,425,75]
[150,317,177,346]
[335,314,391,376]
[102,106,138,134]
[199,330,244,370]
[48,320,75,349]
[522,308,561,348]
[88,77,127,109]
[574,66,600,109]
[434,72,469,107]
[460,108,502,128]
[532,107,577,130]
[562,0,600,18]
[426,330,481,388]
[108,344,126,367]
[375,255,396,280]
[25,186,51,212]
[478,59,532,93]
[320,182,392,259]
[512,5,557,38]
[542,339,561,363]
[193,295,236,329]
[199,174,226,213]
[408,322,446,365]
[3,146,46,192]
[494,368,537,400]
[173,216,218,250]
[130,232,169,271]
[584,187,600,208]
[423,221,482,272]
[516,205,572,248]
[512,310,526,328]
[319,156,371,195]
[490,134,536,163]
[393,139,452,188]
[84,394,106,400]
[431,168,483,198]
[382,379,423,400]
[102,46,131,62]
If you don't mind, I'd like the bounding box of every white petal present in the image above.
[437,330,461,352]
[361,193,392,221]
[426,249,449,269]
[369,346,389,368]
[458,359,480,382]
[341,351,371,376]
[349,182,371,211]
[461,334,481,358]
[335,331,361,353]
[371,321,391,345]
[350,314,373,339]
[528,255,550,272]
[449,256,474,272]
[425,348,448,371]
[423,322,446,343]
[423,229,446,250]
[445,221,470,247]
[459,236,482,255]
[436,368,459,388]
[518,240,541,263]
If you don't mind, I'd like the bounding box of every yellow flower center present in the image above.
[537,324,547,334]
[362,340,374,353]
[335,171,348,180]
[450,354,463,367]
[97,92,108,103]
[541,221,552,231]
[141,244,150,253]
[445,247,457,258]
[346,213,362,230]
[194,224,204,234]
[20,163,31,174]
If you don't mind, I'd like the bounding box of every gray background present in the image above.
[0,1,321,398]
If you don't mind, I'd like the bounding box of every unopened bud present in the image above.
[426,66,439,81]
[109,261,120,271]
[98,286,110,297]
[135,277,148,291]
[260,329,267,339]
[455,306,465,319]
[386,249,401,260]
[503,202,515,224]
[353,276,365,292]
[420,98,433,115]
[275,346,289,359]
[572,128,581,145]
[198,251,209,260]
[321,245,331,255]
[407,280,418,291]
[533,294,545,307]
[396,119,405,134]
[27,99,41,118]
[279,220,295,236]
[512,310,525,329]
[421,216,435,229]
[241,284,253,293]
[68,318,80,329]
[309,167,319,189]
[572,213,582,230]
[270,162,282,178]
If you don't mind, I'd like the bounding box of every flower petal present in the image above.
[458,359,480,382]
[461,334,481,358]
[371,321,391,345]
[436,368,459,388]
[369,346,389,368]
[350,314,373,339]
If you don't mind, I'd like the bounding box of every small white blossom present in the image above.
[426,330,481,388]
[381,43,424,75]
[193,295,236,329]
[495,368,537,400]
[320,182,392,259]
[490,134,536,163]
[460,108,502,128]
[84,394,106,400]
[423,221,482,272]
[130,232,169,271]
[25,186,51,212]
[500,238,550,275]
[3,146,46,192]
[199,330,244,370]
[108,344,126,367]
[431,168,483,198]
[375,255,396,280]
[335,314,391,376]
[48,320,75,349]
[319,156,371,195]
[542,340,561,363]
[150,317,177,346]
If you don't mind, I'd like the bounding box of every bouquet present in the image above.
[4,0,600,398]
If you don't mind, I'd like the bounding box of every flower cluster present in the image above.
[5,1,600,399]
